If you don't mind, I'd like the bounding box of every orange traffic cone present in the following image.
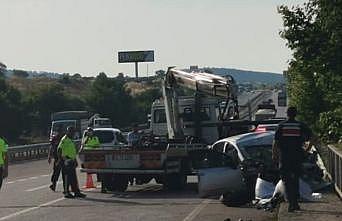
[83,173,96,189]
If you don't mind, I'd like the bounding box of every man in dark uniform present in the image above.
[272,107,313,212]
[48,127,65,192]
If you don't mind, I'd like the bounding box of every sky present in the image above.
[0,0,307,77]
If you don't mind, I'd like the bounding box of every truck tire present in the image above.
[102,174,128,192]
[102,174,115,191]
[155,176,164,184]
[112,175,128,192]
[164,173,186,190]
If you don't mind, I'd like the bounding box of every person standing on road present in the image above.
[272,106,313,212]
[127,124,141,185]
[82,127,100,149]
[58,127,86,198]
[48,127,65,192]
[0,136,8,190]
[127,124,141,148]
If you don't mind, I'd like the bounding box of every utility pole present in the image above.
[135,62,138,78]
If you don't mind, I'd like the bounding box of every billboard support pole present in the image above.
[135,62,139,78]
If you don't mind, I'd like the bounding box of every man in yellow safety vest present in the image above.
[0,136,8,190]
[58,127,86,198]
[82,127,100,149]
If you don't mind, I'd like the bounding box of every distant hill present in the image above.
[193,67,284,84]
[4,69,62,79]
[3,66,284,84]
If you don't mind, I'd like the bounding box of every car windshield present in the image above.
[240,145,273,165]
[93,130,115,144]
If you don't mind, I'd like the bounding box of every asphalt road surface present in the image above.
[1,160,277,221]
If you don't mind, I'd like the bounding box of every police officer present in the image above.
[48,127,65,192]
[0,136,8,190]
[82,127,100,149]
[58,127,86,198]
[272,107,313,212]
[127,124,141,147]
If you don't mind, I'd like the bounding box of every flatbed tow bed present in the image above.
[78,143,208,191]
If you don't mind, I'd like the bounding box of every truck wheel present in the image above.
[155,176,163,184]
[164,173,186,190]
[112,175,128,192]
[102,174,128,192]
[102,174,115,191]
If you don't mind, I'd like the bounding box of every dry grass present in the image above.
[7,77,91,97]
[125,81,153,96]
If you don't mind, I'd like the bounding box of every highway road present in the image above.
[1,159,276,221]
[0,90,283,221]
[262,90,287,118]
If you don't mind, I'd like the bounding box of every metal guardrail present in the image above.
[7,143,51,162]
[327,145,342,198]
[7,140,81,163]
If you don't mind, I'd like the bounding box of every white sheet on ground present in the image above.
[255,178,315,201]
[255,178,275,199]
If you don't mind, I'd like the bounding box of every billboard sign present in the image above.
[118,50,154,63]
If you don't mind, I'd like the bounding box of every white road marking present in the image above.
[28,176,39,180]
[6,174,50,184]
[0,197,65,221]
[25,182,62,192]
[39,174,50,177]
[182,199,211,221]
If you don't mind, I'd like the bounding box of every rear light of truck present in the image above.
[255,127,267,132]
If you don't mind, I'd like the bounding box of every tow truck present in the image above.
[78,68,243,192]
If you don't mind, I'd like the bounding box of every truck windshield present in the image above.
[93,130,115,144]
[95,119,111,126]
[183,107,211,122]
[51,121,76,134]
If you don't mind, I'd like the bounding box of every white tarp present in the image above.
[255,178,315,201]
[255,178,275,199]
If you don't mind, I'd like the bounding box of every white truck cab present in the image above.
[150,96,232,144]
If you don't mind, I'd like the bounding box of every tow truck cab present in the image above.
[150,97,236,144]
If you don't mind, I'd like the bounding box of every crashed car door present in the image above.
[197,151,244,198]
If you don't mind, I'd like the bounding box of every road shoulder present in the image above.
[278,191,342,221]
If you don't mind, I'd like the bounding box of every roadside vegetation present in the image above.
[279,0,342,144]
[0,73,162,144]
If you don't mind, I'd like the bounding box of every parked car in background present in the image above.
[81,128,127,149]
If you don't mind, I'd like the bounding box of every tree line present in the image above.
[279,0,342,143]
[0,72,162,144]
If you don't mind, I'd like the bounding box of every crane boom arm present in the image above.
[162,68,239,141]
[164,69,238,100]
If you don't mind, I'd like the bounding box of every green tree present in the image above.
[26,84,85,135]
[0,79,25,141]
[86,73,134,127]
[279,0,342,142]
[133,88,162,123]
[155,70,165,78]
[12,69,29,78]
